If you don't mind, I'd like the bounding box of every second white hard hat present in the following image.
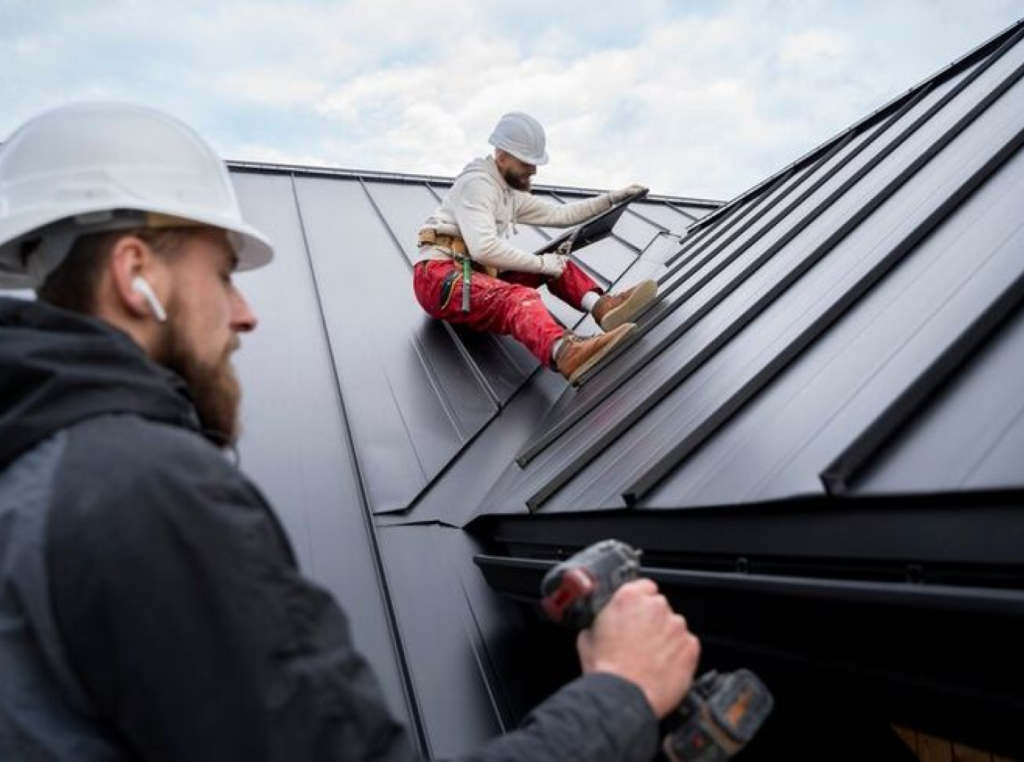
[0,102,274,290]
[488,112,549,166]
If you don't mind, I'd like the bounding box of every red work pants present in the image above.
[413,259,601,365]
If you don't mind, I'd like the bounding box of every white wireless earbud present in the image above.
[131,276,168,322]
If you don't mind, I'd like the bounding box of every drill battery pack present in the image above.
[664,669,774,762]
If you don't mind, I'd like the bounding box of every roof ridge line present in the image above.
[226,158,722,207]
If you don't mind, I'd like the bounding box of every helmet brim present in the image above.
[0,202,274,290]
[505,146,549,166]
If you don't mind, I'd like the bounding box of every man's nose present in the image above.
[231,289,259,333]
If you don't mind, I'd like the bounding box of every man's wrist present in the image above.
[586,666,660,717]
[582,672,660,725]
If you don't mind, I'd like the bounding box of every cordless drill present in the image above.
[540,540,773,762]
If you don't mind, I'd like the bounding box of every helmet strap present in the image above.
[26,226,80,286]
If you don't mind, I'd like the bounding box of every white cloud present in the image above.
[780,29,850,67]
[1,0,1022,199]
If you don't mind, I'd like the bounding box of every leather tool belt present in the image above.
[418,229,481,312]
[418,229,468,257]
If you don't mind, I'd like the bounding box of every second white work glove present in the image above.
[537,253,568,278]
[609,183,649,204]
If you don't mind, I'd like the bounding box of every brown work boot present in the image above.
[591,279,658,331]
[555,323,636,385]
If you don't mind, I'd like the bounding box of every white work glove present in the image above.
[609,183,648,204]
[537,253,568,278]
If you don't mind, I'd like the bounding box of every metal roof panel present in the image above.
[230,171,412,722]
[852,298,1024,495]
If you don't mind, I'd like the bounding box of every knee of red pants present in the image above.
[500,270,544,289]
[501,262,600,311]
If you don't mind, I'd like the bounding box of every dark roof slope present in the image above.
[399,16,1024,525]
[227,162,719,737]
[230,163,717,517]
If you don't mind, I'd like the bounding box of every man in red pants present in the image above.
[413,112,657,384]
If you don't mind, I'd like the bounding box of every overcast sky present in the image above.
[2,1,1022,200]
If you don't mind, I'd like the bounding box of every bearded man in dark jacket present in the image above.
[0,104,700,761]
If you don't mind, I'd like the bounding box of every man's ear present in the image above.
[108,234,164,320]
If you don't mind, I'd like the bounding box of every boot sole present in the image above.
[598,280,658,331]
[569,323,636,385]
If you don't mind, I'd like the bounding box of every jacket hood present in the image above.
[0,297,199,470]
[458,156,509,190]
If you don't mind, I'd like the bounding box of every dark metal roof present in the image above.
[227,162,719,753]
[402,17,1024,524]
[231,166,714,518]
[228,17,1024,758]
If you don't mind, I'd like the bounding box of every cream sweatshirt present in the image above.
[418,156,613,273]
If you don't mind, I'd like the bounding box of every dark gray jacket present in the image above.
[0,297,657,761]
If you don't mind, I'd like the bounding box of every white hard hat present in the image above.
[488,112,549,166]
[0,102,274,290]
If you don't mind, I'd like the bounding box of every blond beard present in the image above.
[154,306,242,445]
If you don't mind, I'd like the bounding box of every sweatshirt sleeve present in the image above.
[452,176,546,274]
[514,191,613,227]
[446,673,658,762]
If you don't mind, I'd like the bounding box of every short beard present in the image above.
[501,165,532,191]
[155,309,242,446]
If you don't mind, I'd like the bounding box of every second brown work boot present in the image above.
[555,323,636,385]
[591,279,658,331]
